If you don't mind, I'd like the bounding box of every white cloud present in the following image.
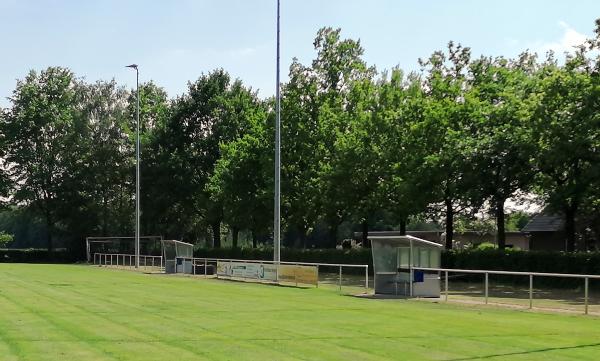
[535,21,587,56]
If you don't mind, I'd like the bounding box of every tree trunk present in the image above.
[495,198,506,250]
[564,205,577,252]
[399,218,407,236]
[232,227,239,249]
[445,198,454,250]
[300,231,307,249]
[329,224,338,248]
[252,231,258,248]
[45,214,53,253]
[102,194,108,237]
[293,225,306,249]
[361,219,369,247]
[211,221,221,248]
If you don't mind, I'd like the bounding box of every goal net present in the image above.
[86,236,163,262]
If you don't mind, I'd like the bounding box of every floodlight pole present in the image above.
[274,0,281,263]
[126,64,140,269]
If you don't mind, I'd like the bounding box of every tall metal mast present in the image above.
[274,0,281,263]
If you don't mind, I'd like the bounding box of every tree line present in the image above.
[1,24,599,254]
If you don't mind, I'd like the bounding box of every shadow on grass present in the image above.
[446,342,600,360]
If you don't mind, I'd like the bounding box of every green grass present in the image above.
[0,265,599,361]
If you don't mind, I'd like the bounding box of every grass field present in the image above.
[0,265,599,361]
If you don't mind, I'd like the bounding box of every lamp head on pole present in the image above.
[125,64,138,70]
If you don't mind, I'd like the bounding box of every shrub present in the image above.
[0,232,14,248]
[0,249,78,263]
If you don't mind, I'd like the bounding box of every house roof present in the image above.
[521,215,564,232]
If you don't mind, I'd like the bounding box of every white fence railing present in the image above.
[176,257,369,293]
[415,266,600,315]
[93,253,163,271]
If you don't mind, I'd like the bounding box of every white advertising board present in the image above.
[216,261,278,281]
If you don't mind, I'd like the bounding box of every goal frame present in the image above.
[86,235,163,262]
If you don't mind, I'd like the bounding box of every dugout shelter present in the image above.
[161,239,194,274]
[370,235,442,297]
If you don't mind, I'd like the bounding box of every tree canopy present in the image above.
[1,23,600,253]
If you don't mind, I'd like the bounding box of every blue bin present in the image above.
[413,270,424,283]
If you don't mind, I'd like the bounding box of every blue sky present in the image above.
[1,0,598,107]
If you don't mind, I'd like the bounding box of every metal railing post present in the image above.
[445,271,449,302]
[365,265,369,293]
[485,272,489,305]
[316,265,319,288]
[204,259,208,277]
[339,265,342,293]
[295,263,298,287]
[584,277,589,315]
[529,274,533,309]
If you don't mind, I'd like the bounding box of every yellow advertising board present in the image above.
[278,264,318,286]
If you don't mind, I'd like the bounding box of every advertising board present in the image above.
[216,261,318,286]
[216,261,278,281]
[278,264,318,286]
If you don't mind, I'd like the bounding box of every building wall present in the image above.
[451,232,530,250]
[529,232,566,251]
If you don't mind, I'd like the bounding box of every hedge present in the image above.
[443,249,600,275]
[194,247,600,277]
[0,249,79,263]
[2,247,600,278]
[193,247,372,272]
